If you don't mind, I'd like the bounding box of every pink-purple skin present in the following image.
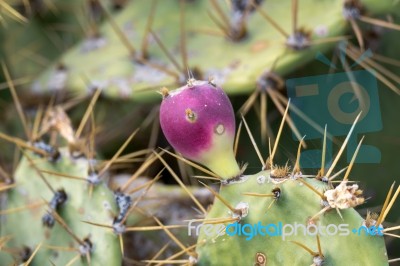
[160,81,235,162]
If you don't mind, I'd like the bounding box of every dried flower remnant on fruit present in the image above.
[185,108,197,123]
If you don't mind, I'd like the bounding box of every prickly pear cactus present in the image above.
[0,149,121,265]
[2,0,400,264]
[195,174,387,265]
[159,80,392,265]
[30,0,396,100]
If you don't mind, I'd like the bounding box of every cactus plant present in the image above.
[1,0,400,265]
[0,147,121,265]
[24,0,397,100]
[157,79,399,265]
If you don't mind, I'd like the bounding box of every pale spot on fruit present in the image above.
[214,124,225,135]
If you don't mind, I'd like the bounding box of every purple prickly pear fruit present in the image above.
[160,79,240,179]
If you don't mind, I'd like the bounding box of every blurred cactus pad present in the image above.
[3,0,396,100]
[0,149,121,265]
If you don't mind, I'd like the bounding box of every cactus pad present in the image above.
[0,149,121,265]
[195,172,388,265]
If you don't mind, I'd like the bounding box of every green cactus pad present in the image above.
[195,171,388,265]
[0,149,121,265]
[31,0,395,101]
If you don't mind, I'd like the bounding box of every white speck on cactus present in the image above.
[103,201,112,210]
[189,255,198,264]
[257,175,266,184]
[232,202,249,218]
